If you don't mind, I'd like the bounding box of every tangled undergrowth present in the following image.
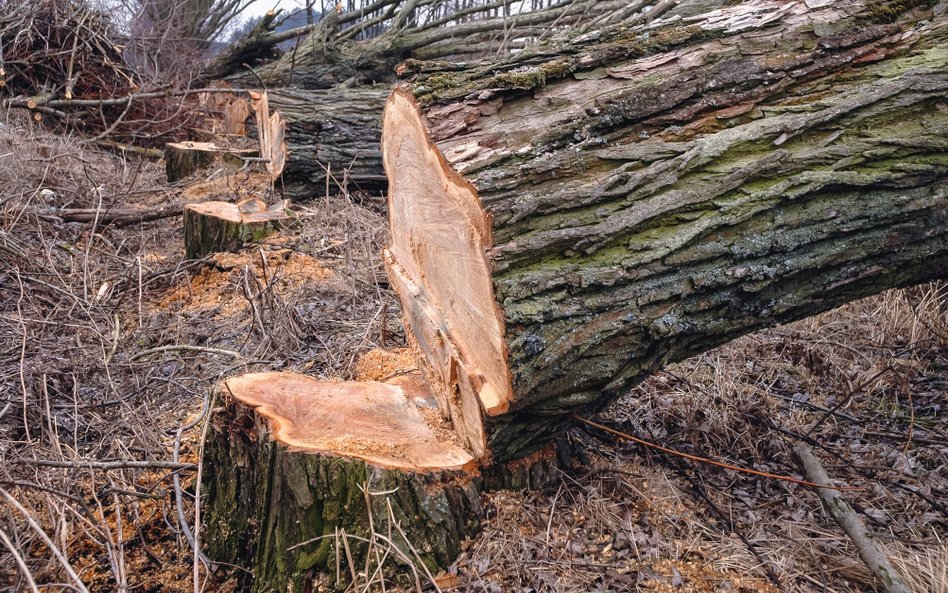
[0,115,944,593]
[0,0,209,146]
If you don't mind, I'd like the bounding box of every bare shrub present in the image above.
[116,0,254,80]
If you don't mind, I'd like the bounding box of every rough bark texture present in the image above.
[183,200,290,259]
[218,2,735,194]
[268,88,388,193]
[227,1,730,90]
[202,372,559,591]
[384,0,948,462]
[199,10,284,85]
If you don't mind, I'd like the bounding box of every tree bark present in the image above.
[224,1,727,90]
[218,3,739,195]
[382,0,948,462]
[268,87,388,193]
[199,10,285,85]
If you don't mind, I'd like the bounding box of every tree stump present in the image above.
[202,372,482,592]
[183,199,292,259]
[165,141,257,182]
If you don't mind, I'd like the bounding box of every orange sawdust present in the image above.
[354,348,418,382]
[323,435,411,460]
[417,404,466,450]
[157,248,333,313]
[213,249,332,286]
[641,558,781,593]
[157,264,242,312]
[64,467,197,592]
[352,350,470,454]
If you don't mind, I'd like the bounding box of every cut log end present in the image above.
[382,89,514,460]
[224,372,476,472]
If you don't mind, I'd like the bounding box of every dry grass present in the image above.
[587,283,947,593]
[891,538,947,593]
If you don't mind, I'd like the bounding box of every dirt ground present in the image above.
[0,118,944,593]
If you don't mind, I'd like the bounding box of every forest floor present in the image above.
[0,118,945,593]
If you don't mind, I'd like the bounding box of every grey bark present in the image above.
[792,445,911,593]
[268,87,388,193]
[391,0,948,461]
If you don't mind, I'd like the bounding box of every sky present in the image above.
[242,0,541,20]
[244,0,298,18]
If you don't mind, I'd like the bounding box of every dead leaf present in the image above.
[434,572,458,589]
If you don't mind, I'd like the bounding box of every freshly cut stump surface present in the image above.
[225,372,475,471]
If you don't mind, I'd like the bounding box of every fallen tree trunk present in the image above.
[225,0,728,89]
[268,87,388,193]
[382,0,948,461]
[216,2,733,194]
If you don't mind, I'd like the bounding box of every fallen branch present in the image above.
[173,388,214,571]
[12,459,195,470]
[128,345,242,361]
[95,140,164,159]
[51,203,185,226]
[791,445,911,593]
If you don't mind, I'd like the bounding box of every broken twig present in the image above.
[792,445,910,593]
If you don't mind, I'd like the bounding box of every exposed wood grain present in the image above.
[225,372,476,471]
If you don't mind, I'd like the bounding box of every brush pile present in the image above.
[0,0,201,145]
[0,0,134,102]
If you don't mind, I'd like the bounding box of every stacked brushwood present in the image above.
[0,0,202,146]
